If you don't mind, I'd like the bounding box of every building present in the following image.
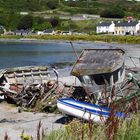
[37,29,55,35]
[114,20,140,35]
[61,31,72,35]
[14,29,32,36]
[96,21,115,34]
[43,29,55,35]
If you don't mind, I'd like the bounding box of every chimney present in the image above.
[127,16,133,23]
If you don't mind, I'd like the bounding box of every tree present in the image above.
[17,15,33,30]
[33,22,52,31]
[47,0,58,9]
[33,16,45,24]
[6,11,21,30]
[49,17,60,28]
[100,6,125,18]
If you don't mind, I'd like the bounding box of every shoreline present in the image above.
[0,38,94,44]
[0,37,140,47]
[1,34,140,45]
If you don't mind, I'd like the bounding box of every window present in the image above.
[83,76,92,84]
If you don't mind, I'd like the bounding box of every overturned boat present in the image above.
[57,98,126,122]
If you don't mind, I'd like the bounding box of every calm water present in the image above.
[0,41,81,69]
[0,40,140,69]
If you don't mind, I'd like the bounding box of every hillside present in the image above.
[0,0,140,33]
[0,0,139,17]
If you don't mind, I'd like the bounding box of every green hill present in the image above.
[0,0,139,17]
[0,0,140,32]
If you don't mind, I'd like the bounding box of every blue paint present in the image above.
[58,98,126,118]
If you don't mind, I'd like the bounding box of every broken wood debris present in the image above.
[0,66,79,112]
[0,79,76,112]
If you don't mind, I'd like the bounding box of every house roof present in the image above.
[71,49,125,76]
[43,29,53,33]
[115,21,138,27]
[14,29,31,33]
[97,22,112,27]
[62,31,70,33]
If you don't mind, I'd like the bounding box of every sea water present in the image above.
[0,40,140,69]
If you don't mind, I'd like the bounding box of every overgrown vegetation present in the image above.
[0,0,140,32]
[0,0,140,16]
[44,113,140,140]
[12,113,140,140]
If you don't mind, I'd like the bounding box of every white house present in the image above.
[96,21,115,34]
[14,29,32,36]
[37,29,55,35]
[115,20,140,35]
[61,31,72,35]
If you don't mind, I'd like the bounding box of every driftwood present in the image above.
[0,79,76,112]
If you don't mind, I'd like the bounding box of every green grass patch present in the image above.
[45,113,140,140]
[1,34,140,45]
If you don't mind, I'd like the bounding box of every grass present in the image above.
[44,113,140,140]
[19,99,140,140]
[3,90,140,140]
[19,34,140,44]
[1,34,140,44]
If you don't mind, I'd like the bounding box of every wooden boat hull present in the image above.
[57,98,125,122]
[0,66,50,85]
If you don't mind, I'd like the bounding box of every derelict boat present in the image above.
[57,49,126,121]
[57,98,125,122]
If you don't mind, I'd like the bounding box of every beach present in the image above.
[0,39,140,139]
[0,101,64,140]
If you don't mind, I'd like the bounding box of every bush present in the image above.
[100,6,125,18]
[17,15,33,30]
[49,17,60,28]
[47,0,58,10]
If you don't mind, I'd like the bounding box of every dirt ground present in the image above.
[0,101,65,140]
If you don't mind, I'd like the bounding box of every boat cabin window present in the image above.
[91,74,111,85]
[82,75,92,84]
[78,76,93,85]
[112,69,119,83]
[112,66,124,84]
[78,64,125,86]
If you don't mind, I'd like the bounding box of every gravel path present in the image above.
[0,101,64,140]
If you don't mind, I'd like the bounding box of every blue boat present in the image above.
[57,98,126,122]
